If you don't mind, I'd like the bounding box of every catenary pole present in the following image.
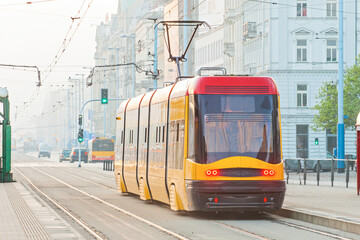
[338,0,345,172]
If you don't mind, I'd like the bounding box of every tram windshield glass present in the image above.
[93,139,114,151]
[189,94,281,164]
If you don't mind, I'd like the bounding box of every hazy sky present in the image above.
[0,0,118,127]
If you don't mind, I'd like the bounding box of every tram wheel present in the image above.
[169,184,179,211]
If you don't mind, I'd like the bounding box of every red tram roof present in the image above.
[187,76,279,95]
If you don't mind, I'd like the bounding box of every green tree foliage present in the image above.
[313,62,360,134]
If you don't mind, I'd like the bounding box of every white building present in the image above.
[224,0,358,159]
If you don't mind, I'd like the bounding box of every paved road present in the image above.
[11,151,359,240]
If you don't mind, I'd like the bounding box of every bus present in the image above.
[88,137,115,162]
[115,76,285,212]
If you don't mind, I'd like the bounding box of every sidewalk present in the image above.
[278,183,360,235]
[0,181,84,240]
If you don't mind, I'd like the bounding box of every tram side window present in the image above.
[158,126,161,143]
[176,123,180,142]
[175,120,185,169]
[155,126,158,143]
[144,127,147,143]
[162,125,165,143]
[188,96,195,158]
[168,119,185,169]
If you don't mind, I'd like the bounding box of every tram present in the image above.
[114,76,285,211]
[88,137,115,162]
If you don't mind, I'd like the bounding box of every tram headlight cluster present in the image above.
[262,169,275,176]
[205,169,219,176]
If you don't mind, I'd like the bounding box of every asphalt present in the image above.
[1,155,359,239]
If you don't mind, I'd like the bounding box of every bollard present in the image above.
[284,160,289,184]
[103,161,105,170]
[303,159,307,185]
[317,160,320,186]
[331,159,335,187]
[346,158,350,188]
[297,159,301,174]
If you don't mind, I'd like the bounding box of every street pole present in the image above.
[78,78,81,168]
[103,58,106,137]
[153,24,158,89]
[132,36,136,97]
[338,0,345,173]
[356,0,358,65]
[183,0,188,76]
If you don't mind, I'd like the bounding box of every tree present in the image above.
[312,61,360,134]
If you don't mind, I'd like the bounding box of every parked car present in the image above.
[38,143,51,158]
[70,148,88,163]
[304,152,335,172]
[285,152,335,172]
[345,154,356,170]
[59,149,71,162]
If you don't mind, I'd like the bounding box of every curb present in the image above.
[274,208,360,235]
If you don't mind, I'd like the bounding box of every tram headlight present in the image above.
[262,169,275,176]
[205,169,219,176]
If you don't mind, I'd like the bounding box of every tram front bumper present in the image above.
[185,180,286,212]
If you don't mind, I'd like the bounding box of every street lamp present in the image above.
[121,34,136,97]
[68,77,81,167]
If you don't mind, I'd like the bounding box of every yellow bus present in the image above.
[88,137,115,162]
[115,76,285,212]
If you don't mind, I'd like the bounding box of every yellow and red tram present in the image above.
[115,76,285,211]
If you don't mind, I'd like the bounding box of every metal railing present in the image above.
[103,160,114,171]
[284,158,357,188]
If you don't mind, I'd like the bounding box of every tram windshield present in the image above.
[93,139,114,151]
[189,94,281,164]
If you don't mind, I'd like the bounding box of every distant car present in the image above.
[285,152,335,172]
[38,143,51,158]
[59,149,71,162]
[70,148,88,163]
[345,154,356,170]
[305,152,335,172]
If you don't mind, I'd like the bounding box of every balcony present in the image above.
[224,42,235,57]
[243,22,257,39]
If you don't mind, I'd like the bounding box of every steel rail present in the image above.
[214,221,270,240]
[14,167,107,240]
[30,166,189,240]
[272,219,352,240]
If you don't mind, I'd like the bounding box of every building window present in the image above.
[326,40,337,62]
[297,40,307,62]
[297,85,307,107]
[326,0,336,17]
[297,0,307,17]
[296,125,309,158]
[326,129,337,155]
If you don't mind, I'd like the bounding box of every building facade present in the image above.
[223,0,358,159]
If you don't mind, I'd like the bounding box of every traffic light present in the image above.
[101,88,108,104]
[78,115,82,125]
[78,129,84,142]
[315,137,319,145]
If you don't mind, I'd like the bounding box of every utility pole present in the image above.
[338,0,345,173]
[183,0,188,76]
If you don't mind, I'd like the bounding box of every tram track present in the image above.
[32,166,356,240]
[13,155,358,240]
[14,167,108,240]
[48,166,117,191]
[269,219,353,240]
[214,221,270,240]
[18,166,189,240]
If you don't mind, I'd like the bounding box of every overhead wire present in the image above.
[16,0,94,121]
